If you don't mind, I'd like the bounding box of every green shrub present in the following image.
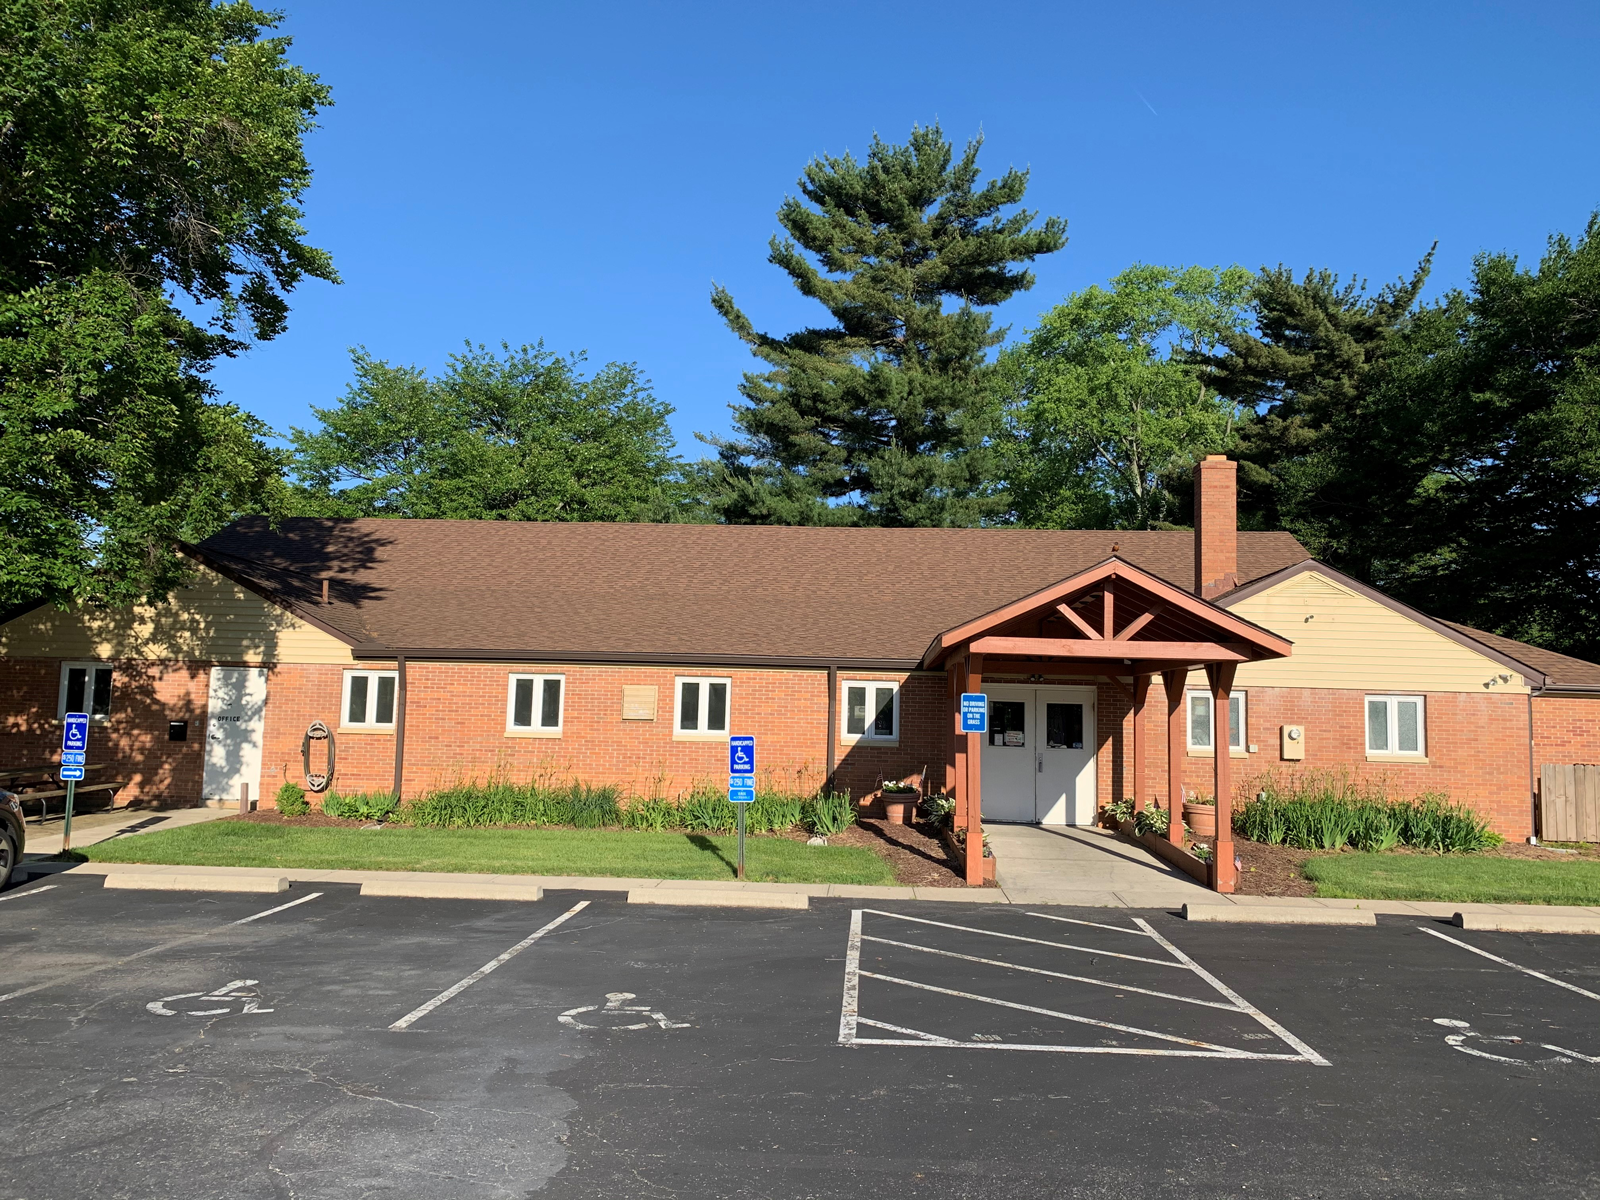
[803,792,857,836]
[323,790,399,821]
[566,784,622,828]
[621,795,678,832]
[921,793,956,828]
[1104,797,1134,824]
[404,781,620,828]
[747,790,803,834]
[680,787,737,833]
[275,782,308,817]
[1133,806,1170,836]
[1234,776,1500,854]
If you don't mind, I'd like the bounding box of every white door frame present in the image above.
[1033,684,1097,826]
[979,683,1099,826]
[201,666,268,804]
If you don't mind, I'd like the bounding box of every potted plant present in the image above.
[880,780,919,825]
[1182,794,1217,838]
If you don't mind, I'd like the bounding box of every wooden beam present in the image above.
[1162,669,1187,849]
[970,636,1249,662]
[1102,583,1114,640]
[1132,674,1150,813]
[965,653,985,887]
[1115,604,1163,642]
[1054,603,1102,640]
[1207,661,1238,894]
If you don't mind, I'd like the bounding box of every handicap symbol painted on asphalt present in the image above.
[1433,1018,1600,1066]
[147,979,274,1018]
[559,992,690,1031]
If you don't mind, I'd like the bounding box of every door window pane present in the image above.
[706,682,727,731]
[1367,699,1389,752]
[347,674,369,724]
[512,678,534,727]
[680,681,700,730]
[1189,694,1212,748]
[541,678,562,728]
[990,700,1026,747]
[1046,703,1084,749]
[846,685,866,736]
[375,675,396,725]
[872,686,896,737]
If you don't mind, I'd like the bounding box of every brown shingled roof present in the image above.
[1441,622,1600,691]
[195,519,1310,667]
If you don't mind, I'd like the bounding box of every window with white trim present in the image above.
[842,680,899,742]
[342,670,397,728]
[675,676,730,736]
[1366,695,1425,756]
[508,674,564,732]
[1187,690,1246,751]
[60,662,113,721]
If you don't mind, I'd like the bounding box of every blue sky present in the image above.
[214,0,1600,458]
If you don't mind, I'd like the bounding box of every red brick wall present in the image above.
[1532,695,1600,766]
[1105,684,1535,838]
[0,657,210,807]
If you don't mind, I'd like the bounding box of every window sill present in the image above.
[337,725,395,736]
[840,737,900,748]
[1366,754,1429,764]
[505,728,561,739]
[673,731,731,742]
[1186,749,1251,759]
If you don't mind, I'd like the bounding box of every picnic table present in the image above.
[0,761,128,820]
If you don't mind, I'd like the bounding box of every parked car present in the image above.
[0,790,23,890]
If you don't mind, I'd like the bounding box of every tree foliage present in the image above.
[289,343,686,522]
[701,124,1066,526]
[998,264,1252,529]
[0,0,334,610]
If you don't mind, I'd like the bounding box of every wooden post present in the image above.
[1208,662,1238,893]
[1162,668,1187,847]
[953,660,968,827]
[1132,674,1150,813]
[965,653,985,886]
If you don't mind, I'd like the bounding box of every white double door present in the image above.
[201,667,268,804]
[980,685,1097,825]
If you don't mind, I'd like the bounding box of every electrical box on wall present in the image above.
[1281,724,1305,761]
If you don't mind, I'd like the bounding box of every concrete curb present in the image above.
[360,879,545,902]
[1184,902,1376,926]
[103,873,289,894]
[1453,911,1600,934]
[628,888,810,910]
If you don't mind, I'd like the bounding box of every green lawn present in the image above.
[78,821,899,886]
[1305,852,1600,906]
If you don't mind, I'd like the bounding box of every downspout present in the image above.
[1528,689,1537,840]
[826,665,838,794]
[393,655,408,801]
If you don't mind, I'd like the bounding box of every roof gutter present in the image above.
[351,646,925,672]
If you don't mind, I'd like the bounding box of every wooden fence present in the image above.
[1539,764,1600,842]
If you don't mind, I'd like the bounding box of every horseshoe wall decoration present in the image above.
[302,720,335,792]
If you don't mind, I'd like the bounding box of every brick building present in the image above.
[3,456,1597,889]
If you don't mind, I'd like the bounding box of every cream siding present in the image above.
[0,566,355,665]
[1206,570,1529,694]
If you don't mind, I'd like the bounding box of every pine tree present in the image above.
[701,125,1066,526]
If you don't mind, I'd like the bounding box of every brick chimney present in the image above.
[1194,455,1238,598]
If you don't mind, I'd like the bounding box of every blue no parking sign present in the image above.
[960,693,988,733]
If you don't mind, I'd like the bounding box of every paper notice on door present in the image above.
[1004,730,1025,747]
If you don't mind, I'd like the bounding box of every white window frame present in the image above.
[59,661,114,722]
[1186,689,1246,752]
[341,669,398,729]
[674,676,731,739]
[507,673,564,736]
[840,680,900,744]
[1366,694,1426,758]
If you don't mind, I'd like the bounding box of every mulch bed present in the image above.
[240,810,372,829]
[1233,838,1317,897]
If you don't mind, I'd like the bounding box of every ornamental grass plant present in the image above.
[1234,771,1498,854]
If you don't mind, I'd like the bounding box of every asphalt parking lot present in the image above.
[2,876,1598,1199]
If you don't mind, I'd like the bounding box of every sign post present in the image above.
[729,736,756,881]
[60,712,89,852]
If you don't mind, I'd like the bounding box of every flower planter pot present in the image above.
[881,798,912,825]
[1182,802,1217,839]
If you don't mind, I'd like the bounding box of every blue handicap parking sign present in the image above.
[63,712,90,754]
[729,736,755,775]
[61,750,87,766]
[960,693,988,733]
[729,774,755,803]
[59,765,85,781]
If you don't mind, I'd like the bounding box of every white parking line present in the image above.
[1419,926,1600,1004]
[839,908,1327,1064]
[389,900,589,1031]
[0,884,57,905]
[0,891,326,1005]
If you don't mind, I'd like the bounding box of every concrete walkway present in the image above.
[985,823,1214,907]
[21,806,228,858]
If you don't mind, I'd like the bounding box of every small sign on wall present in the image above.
[622,686,658,721]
